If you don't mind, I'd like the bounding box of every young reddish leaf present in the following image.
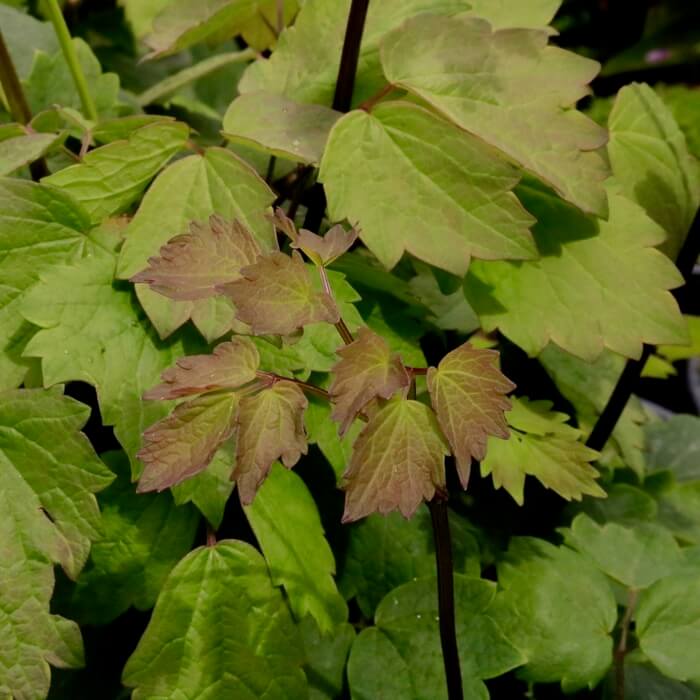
[220,251,340,335]
[137,393,238,493]
[233,381,308,504]
[427,343,515,488]
[342,398,449,522]
[144,337,260,400]
[130,215,262,300]
[329,327,410,436]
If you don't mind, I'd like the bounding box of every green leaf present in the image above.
[607,661,698,700]
[239,0,471,106]
[0,128,62,176]
[339,508,480,618]
[348,575,524,700]
[122,540,308,699]
[117,148,276,341]
[466,0,562,28]
[465,183,687,361]
[655,84,700,160]
[224,92,342,165]
[608,83,700,258]
[658,315,700,363]
[0,4,57,79]
[656,482,700,545]
[636,570,700,683]
[42,122,188,224]
[221,251,340,336]
[494,537,618,691]
[329,327,410,436]
[575,483,658,527]
[0,177,92,389]
[57,451,199,625]
[319,102,536,275]
[244,463,347,632]
[428,342,514,487]
[138,392,239,492]
[646,415,700,481]
[480,397,603,505]
[0,387,112,699]
[381,14,609,215]
[342,398,449,521]
[118,0,171,38]
[234,380,308,503]
[540,346,648,474]
[144,0,259,57]
[563,513,681,589]
[20,245,202,476]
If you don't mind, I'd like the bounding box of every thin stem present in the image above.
[257,371,331,401]
[0,30,49,180]
[428,498,463,700]
[319,266,354,345]
[44,0,98,122]
[206,523,217,547]
[359,83,394,112]
[614,588,638,700]
[586,207,700,452]
[265,156,277,185]
[276,0,285,35]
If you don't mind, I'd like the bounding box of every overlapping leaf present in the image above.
[329,327,410,435]
[233,380,308,503]
[427,343,514,487]
[381,14,609,215]
[221,251,340,335]
[466,0,562,28]
[0,126,62,176]
[224,92,342,165]
[42,122,188,224]
[465,182,687,361]
[480,397,604,505]
[132,215,262,301]
[342,398,449,521]
[117,148,276,341]
[320,102,536,275]
[122,541,308,699]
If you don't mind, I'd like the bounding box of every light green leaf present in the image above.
[0,178,92,389]
[348,575,524,700]
[656,84,700,160]
[381,14,609,215]
[239,0,470,105]
[320,102,536,275]
[636,570,700,683]
[466,0,562,28]
[494,537,618,691]
[20,245,203,477]
[658,315,700,363]
[0,387,112,699]
[224,91,342,165]
[0,4,57,79]
[646,414,700,481]
[122,540,308,699]
[563,513,681,589]
[244,463,347,632]
[608,83,700,258]
[117,147,276,341]
[57,451,199,625]
[0,128,62,176]
[118,0,171,38]
[465,182,687,361]
[339,508,480,617]
[540,346,648,474]
[42,122,188,224]
[481,397,603,505]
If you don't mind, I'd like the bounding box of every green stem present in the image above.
[44,0,98,122]
[614,588,638,700]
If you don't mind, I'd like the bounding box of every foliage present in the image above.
[0,0,698,698]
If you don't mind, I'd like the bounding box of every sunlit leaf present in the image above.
[466,0,562,28]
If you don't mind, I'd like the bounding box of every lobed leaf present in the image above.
[233,381,308,504]
[330,327,410,436]
[221,251,340,336]
[342,398,449,521]
[381,14,609,215]
[319,102,536,275]
[427,342,514,487]
[132,215,262,301]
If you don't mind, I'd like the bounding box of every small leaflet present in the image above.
[329,327,410,435]
[427,343,514,487]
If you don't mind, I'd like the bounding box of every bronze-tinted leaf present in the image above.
[427,343,514,488]
[220,251,340,335]
[144,337,260,400]
[233,381,308,504]
[342,398,449,522]
[137,392,238,492]
[131,214,262,300]
[329,327,410,435]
